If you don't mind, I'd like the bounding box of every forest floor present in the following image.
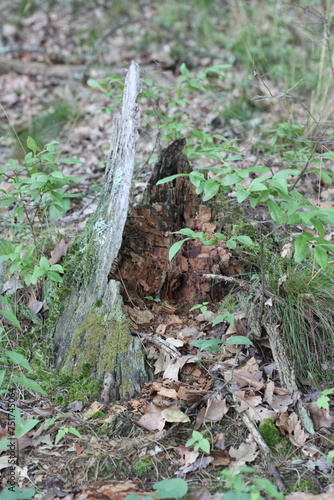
[0,1,334,499]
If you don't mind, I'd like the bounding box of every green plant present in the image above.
[186,430,210,453]
[133,458,153,477]
[0,137,82,285]
[258,418,281,448]
[189,301,209,314]
[0,486,35,500]
[317,388,334,410]
[220,466,284,500]
[191,335,254,353]
[145,295,161,303]
[125,477,188,500]
[54,425,81,445]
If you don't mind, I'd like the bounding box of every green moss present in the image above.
[258,418,281,448]
[90,411,105,419]
[133,458,153,477]
[62,305,131,380]
[95,298,103,307]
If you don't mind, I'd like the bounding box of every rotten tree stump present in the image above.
[112,138,241,307]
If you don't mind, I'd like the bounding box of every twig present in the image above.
[239,411,286,492]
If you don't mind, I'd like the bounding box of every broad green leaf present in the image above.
[252,478,284,499]
[226,239,237,250]
[0,487,36,499]
[190,339,223,351]
[267,199,285,224]
[232,236,254,245]
[203,180,220,201]
[314,246,328,269]
[47,271,63,283]
[0,238,15,256]
[68,427,81,438]
[224,336,254,346]
[172,228,197,237]
[221,172,242,186]
[153,478,188,499]
[0,436,10,452]
[156,174,188,185]
[5,351,32,372]
[39,256,50,269]
[199,439,211,454]
[26,136,40,153]
[169,238,189,260]
[15,418,39,438]
[317,394,330,410]
[0,369,5,387]
[57,158,83,164]
[55,428,66,444]
[0,310,21,330]
[12,376,47,395]
[294,234,310,263]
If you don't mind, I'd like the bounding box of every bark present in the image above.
[46,62,148,401]
[113,138,242,307]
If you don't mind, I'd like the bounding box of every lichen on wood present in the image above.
[46,62,148,400]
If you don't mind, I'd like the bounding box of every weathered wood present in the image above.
[46,62,148,400]
[113,138,242,307]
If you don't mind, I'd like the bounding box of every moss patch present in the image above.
[62,305,131,379]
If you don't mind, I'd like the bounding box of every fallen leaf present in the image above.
[306,401,334,430]
[161,406,190,423]
[234,390,262,412]
[138,403,165,431]
[229,441,258,467]
[83,401,105,419]
[68,401,83,412]
[195,394,229,428]
[178,445,199,467]
[49,238,69,265]
[285,487,334,499]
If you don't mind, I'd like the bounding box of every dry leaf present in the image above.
[178,445,199,467]
[195,394,229,428]
[49,238,69,265]
[229,441,258,467]
[307,401,334,430]
[234,390,262,412]
[285,487,334,500]
[161,406,190,423]
[83,401,105,419]
[138,403,165,431]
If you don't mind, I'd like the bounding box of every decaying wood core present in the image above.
[111,138,242,307]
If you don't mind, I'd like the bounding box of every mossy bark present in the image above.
[45,62,148,400]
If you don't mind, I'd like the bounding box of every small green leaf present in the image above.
[5,351,32,372]
[12,376,47,395]
[68,426,81,438]
[224,336,254,346]
[169,238,189,260]
[317,394,330,410]
[55,428,66,444]
[0,310,21,330]
[156,174,188,185]
[0,369,5,387]
[294,234,310,263]
[314,245,328,269]
[15,418,39,438]
[26,136,40,153]
[199,438,210,454]
[153,478,188,499]
[0,487,36,499]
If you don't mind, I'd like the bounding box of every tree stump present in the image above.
[46,62,148,401]
[112,137,242,308]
